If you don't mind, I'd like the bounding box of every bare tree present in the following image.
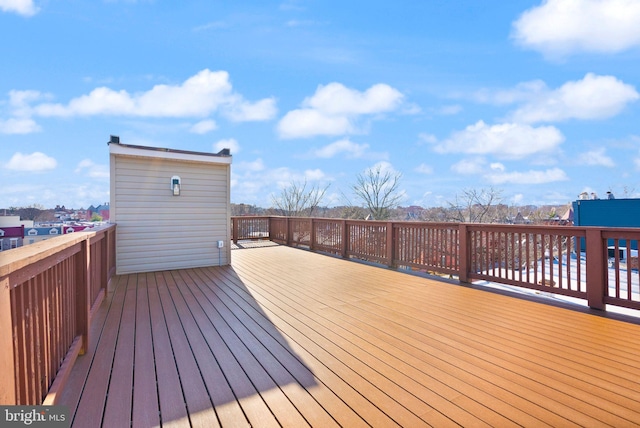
[339,205,368,219]
[419,206,450,222]
[271,180,329,217]
[16,204,48,221]
[447,187,503,223]
[351,164,403,220]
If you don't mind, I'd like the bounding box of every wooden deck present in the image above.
[58,243,640,427]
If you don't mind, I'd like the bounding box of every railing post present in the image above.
[341,220,348,259]
[386,222,395,268]
[585,228,606,310]
[458,224,469,283]
[232,217,238,244]
[101,232,108,292]
[76,239,91,354]
[310,218,316,251]
[285,217,291,246]
[108,226,117,282]
[0,276,17,404]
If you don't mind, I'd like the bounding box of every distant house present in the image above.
[21,225,92,245]
[23,226,61,245]
[109,137,232,274]
[0,226,24,251]
[86,203,110,221]
[0,215,30,250]
[513,212,528,225]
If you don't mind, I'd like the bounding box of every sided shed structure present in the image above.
[109,138,232,274]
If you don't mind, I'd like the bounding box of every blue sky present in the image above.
[1,0,640,209]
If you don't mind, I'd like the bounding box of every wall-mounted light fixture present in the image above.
[171,176,181,196]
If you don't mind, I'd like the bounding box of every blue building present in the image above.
[573,197,640,229]
[572,197,640,254]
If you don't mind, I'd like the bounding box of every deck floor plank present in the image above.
[228,261,522,427]
[380,284,640,389]
[60,243,640,427]
[229,260,468,427]
[197,266,372,428]
[164,270,274,428]
[237,256,555,426]
[101,274,137,428]
[155,270,221,428]
[146,272,190,428]
[56,274,122,417]
[173,268,310,428]
[71,273,131,427]
[230,245,637,427]
[132,273,161,428]
[183,268,340,428]
[232,249,552,426]
[371,292,640,417]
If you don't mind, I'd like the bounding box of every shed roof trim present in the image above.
[109,141,232,165]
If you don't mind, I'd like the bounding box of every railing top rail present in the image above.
[0,224,116,280]
[232,216,640,233]
[600,228,640,238]
[465,223,583,233]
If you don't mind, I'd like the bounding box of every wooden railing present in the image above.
[232,216,640,312]
[0,224,116,405]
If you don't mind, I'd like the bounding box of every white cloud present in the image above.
[192,21,229,32]
[510,73,638,123]
[313,139,369,158]
[0,117,40,134]
[435,120,564,159]
[231,159,332,206]
[286,19,317,27]
[34,70,231,117]
[437,104,463,115]
[214,138,240,154]
[9,89,47,114]
[490,162,506,172]
[577,148,615,167]
[304,83,403,115]
[474,80,547,105]
[451,158,486,175]
[304,168,325,181]
[26,69,275,122]
[234,158,265,172]
[402,103,422,115]
[486,167,569,185]
[417,133,437,145]
[279,0,305,11]
[277,82,404,139]
[223,97,277,122]
[75,159,109,179]
[415,163,433,174]
[369,160,398,175]
[0,0,39,16]
[190,119,217,134]
[5,152,57,172]
[0,90,48,134]
[512,0,640,57]
[277,109,354,138]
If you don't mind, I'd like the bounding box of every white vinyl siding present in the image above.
[111,152,231,274]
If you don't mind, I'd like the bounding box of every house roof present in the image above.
[0,226,24,238]
[109,139,232,165]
